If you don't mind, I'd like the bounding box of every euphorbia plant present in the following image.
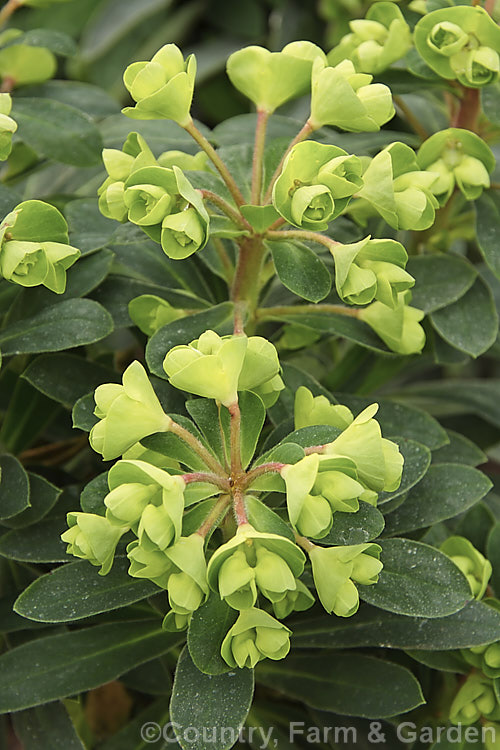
[1,0,500,748]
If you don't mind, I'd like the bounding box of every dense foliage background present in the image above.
[2,0,500,749]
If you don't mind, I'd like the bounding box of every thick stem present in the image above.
[257,304,360,320]
[182,472,231,491]
[232,487,248,525]
[243,461,285,489]
[197,494,232,538]
[251,109,270,205]
[452,87,480,131]
[0,0,22,29]
[229,401,242,476]
[263,119,315,203]
[169,420,226,475]
[200,190,251,231]
[266,228,339,252]
[184,119,246,207]
[231,236,267,315]
[233,301,246,335]
[294,532,315,552]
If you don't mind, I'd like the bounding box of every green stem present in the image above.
[266,228,339,252]
[197,494,232,538]
[200,190,251,231]
[184,119,245,207]
[263,119,315,203]
[294,532,315,552]
[251,109,270,204]
[257,304,360,320]
[229,401,242,477]
[169,420,226,475]
[231,236,268,317]
[0,0,22,29]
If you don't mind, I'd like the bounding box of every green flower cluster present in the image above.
[0,200,80,293]
[415,6,500,88]
[98,132,209,260]
[0,93,16,160]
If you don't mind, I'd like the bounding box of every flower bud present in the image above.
[440,536,492,600]
[226,42,326,114]
[128,294,186,336]
[61,512,127,575]
[428,21,469,57]
[127,541,173,588]
[294,386,353,431]
[221,608,291,668]
[98,133,156,221]
[449,675,500,725]
[332,236,414,308]
[272,141,362,230]
[309,542,382,617]
[161,207,207,259]
[208,523,305,608]
[322,403,403,493]
[463,643,500,680]
[360,293,426,356]
[122,44,196,126]
[89,361,172,460]
[272,579,315,619]
[0,93,16,160]
[310,58,394,132]
[124,167,177,226]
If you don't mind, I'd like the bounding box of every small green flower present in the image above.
[272,579,315,619]
[104,459,185,547]
[226,42,327,113]
[449,674,500,725]
[322,403,404,493]
[207,523,305,609]
[98,133,156,221]
[272,141,363,230]
[328,2,411,75]
[414,6,500,87]
[360,292,426,356]
[0,93,16,160]
[440,536,492,600]
[89,361,172,461]
[310,58,394,132]
[462,642,500,680]
[418,128,495,204]
[158,149,209,171]
[128,294,186,336]
[122,44,196,126]
[357,142,439,231]
[221,608,292,668]
[294,386,354,431]
[309,542,382,617]
[61,512,128,575]
[124,166,178,227]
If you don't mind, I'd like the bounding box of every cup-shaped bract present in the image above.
[272,579,315,619]
[360,292,426,355]
[226,41,327,113]
[309,542,382,616]
[0,200,80,293]
[89,361,172,461]
[328,2,412,75]
[158,149,209,171]
[441,536,492,600]
[61,512,128,575]
[332,236,414,308]
[449,675,500,725]
[357,142,440,231]
[0,93,16,160]
[122,44,196,126]
[322,403,404,493]
[221,607,292,668]
[207,523,305,609]
[0,43,56,87]
[238,335,284,407]
[161,167,210,259]
[310,58,394,132]
[414,6,500,87]
[272,141,363,230]
[124,166,178,227]
[418,128,495,204]
[294,386,354,431]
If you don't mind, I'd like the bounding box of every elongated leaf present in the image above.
[0,454,30,520]
[383,463,492,535]
[12,702,85,750]
[0,299,113,356]
[407,254,477,313]
[23,354,118,408]
[476,191,500,278]
[3,473,60,529]
[0,622,182,713]
[487,522,500,598]
[270,241,331,303]
[245,496,294,541]
[188,595,238,675]
[12,98,102,166]
[359,538,472,617]
[430,276,498,358]
[432,430,486,467]
[146,303,233,378]
[14,558,159,623]
[170,647,254,750]
[0,517,70,563]
[291,601,500,651]
[320,503,385,546]
[256,653,424,718]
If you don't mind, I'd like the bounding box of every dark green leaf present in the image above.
[320,503,385,545]
[3,473,60,529]
[188,594,238,675]
[359,538,472,617]
[0,517,69,563]
[12,702,85,750]
[432,430,486,467]
[245,496,294,541]
[23,354,117,408]
[170,647,254,750]
[0,454,30,520]
[487,522,500,598]
[7,29,77,56]
[270,241,331,303]
[407,254,477,313]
